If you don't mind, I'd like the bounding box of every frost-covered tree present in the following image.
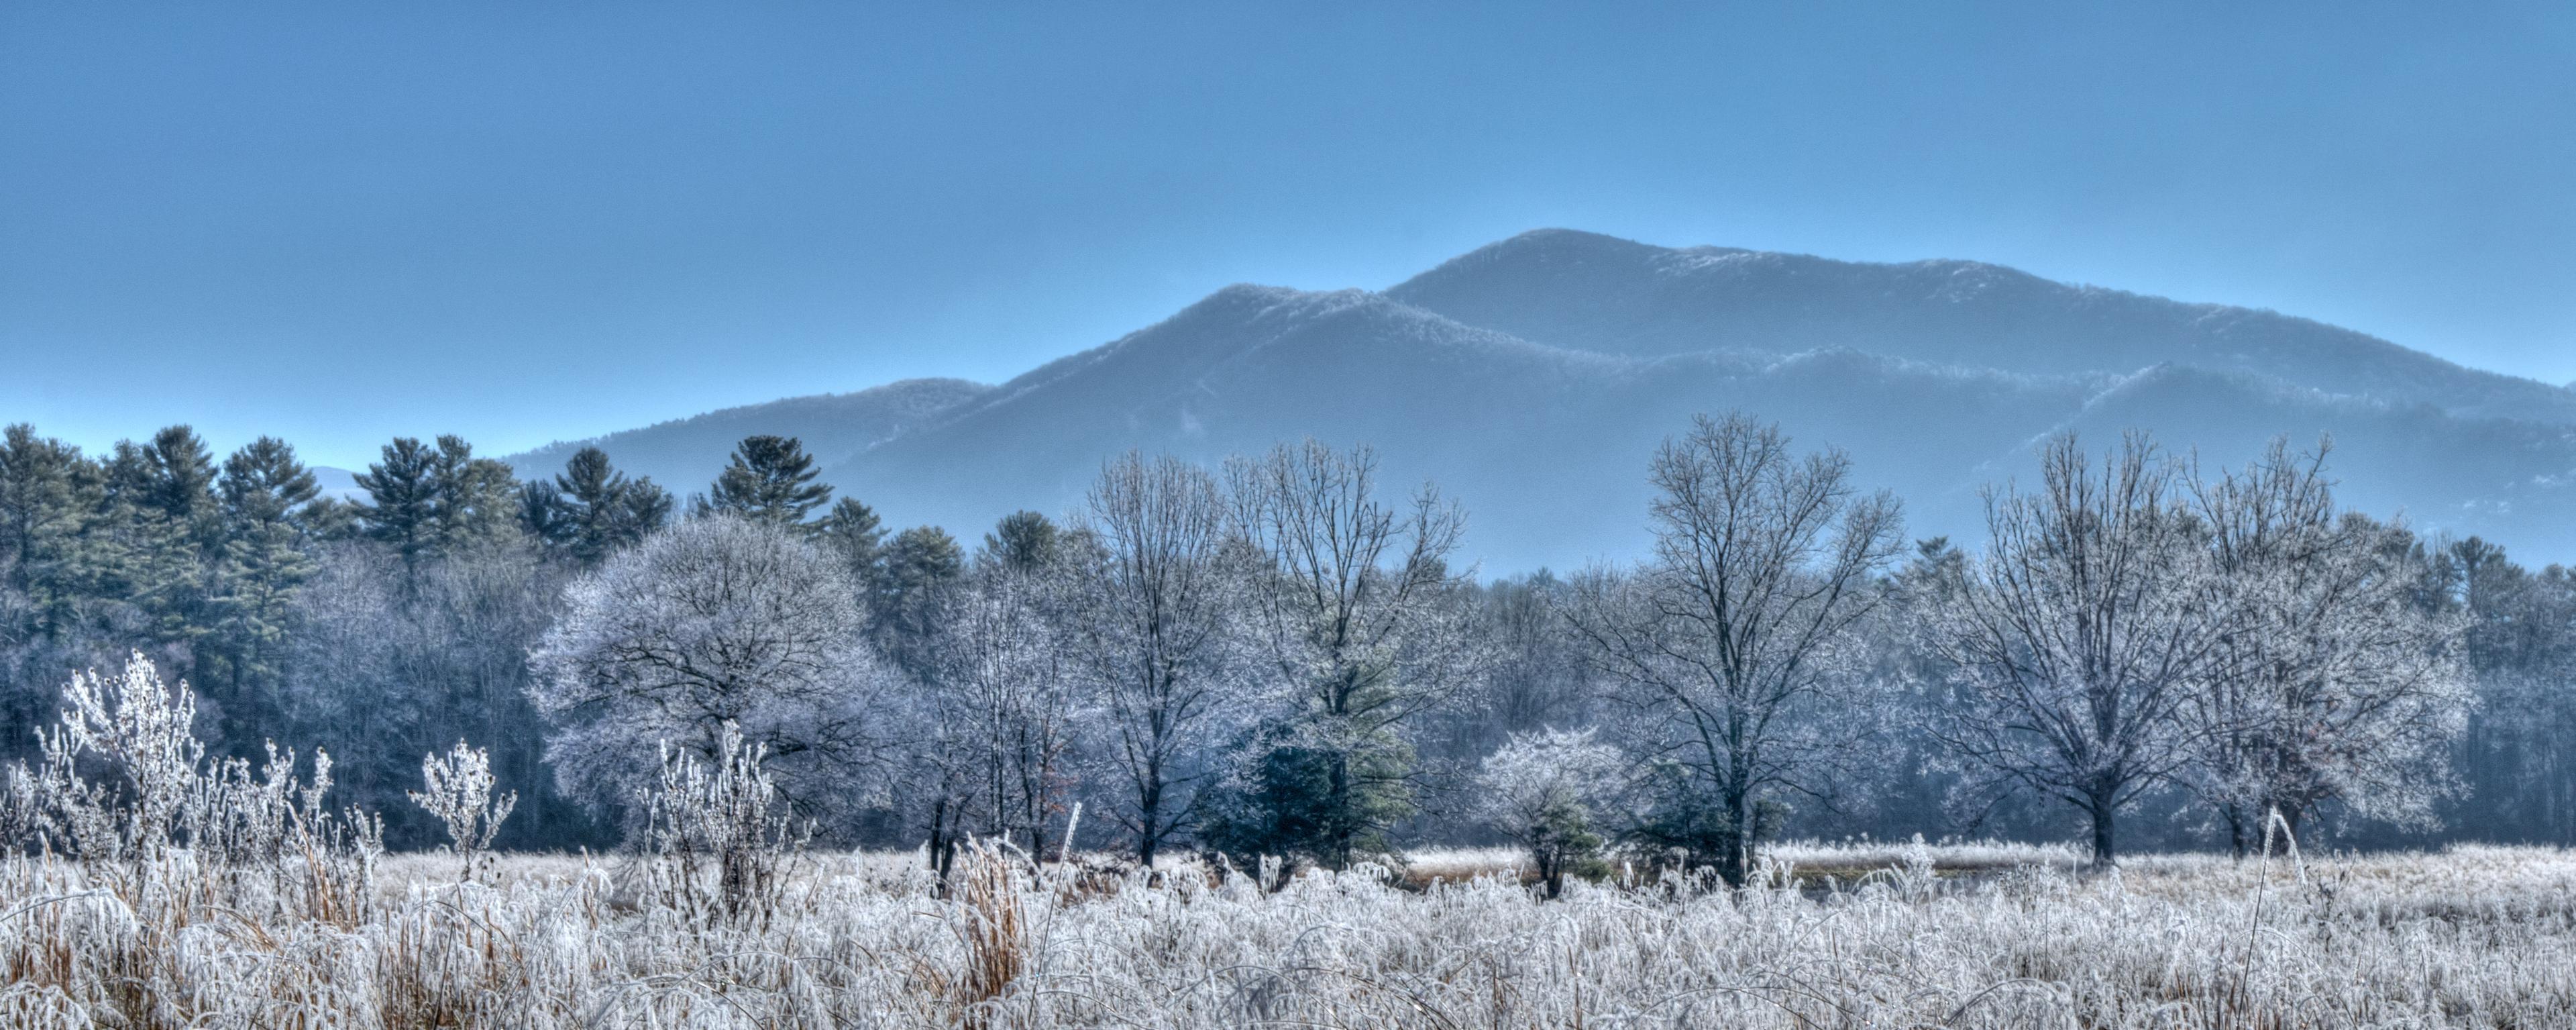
[1063,452,1239,866]
[529,515,893,833]
[1476,727,1623,897]
[1211,440,1485,871]
[1563,413,1902,886]
[2179,439,2473,850]
[920,562,1079,874]
[1917,433,2223,868]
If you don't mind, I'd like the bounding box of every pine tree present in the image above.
[140,426,225,651]
[427,435,522,554]
[980,510,1061,572]
[296,495,363,542]
[876,525,964,678]
[617,478,674,545]
[0,424,87,633]
[82,437,204,648]
[211,437,321,732]
[518,479,572,556]
[356,437,441,588]
[140,425,220,537]
[707,435,831,527]
[816,497,888,597]
[547,446,667,564]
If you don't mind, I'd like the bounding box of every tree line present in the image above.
[1,416,2570,878]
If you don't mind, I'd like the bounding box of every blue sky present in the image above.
[4,2,2571,470]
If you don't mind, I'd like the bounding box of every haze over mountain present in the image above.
[506,230,2576,570]
[506,378,991,499]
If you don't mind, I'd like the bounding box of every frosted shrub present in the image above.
[1474,727,1623,897]
[409,739,516,880]
[633,721,809,925]
[4,654,382,917]
[30,652,205,864]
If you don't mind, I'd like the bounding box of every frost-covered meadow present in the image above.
[9,840,2576,1028]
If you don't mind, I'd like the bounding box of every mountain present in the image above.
[310,466,366,500]
[500,378,991,497]
[520,231,2576,569]
[1388,229,2576,427]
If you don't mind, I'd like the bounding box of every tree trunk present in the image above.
[2086,792,2118,870]
[1719,788,1752,888]
[1328,751,1352,872]
[1136,779,1162,870]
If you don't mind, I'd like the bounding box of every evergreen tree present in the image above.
[518,479,572,556]
[142,426,225,654]
[210,437,320,731]
[707,435,831,527]
[86,438,203,648]
[140,425,221,537]
[979,510,1061,572]
[296,495,364,542]
[817,497,888,597]
[0,425,87,632]
[546,446,667,564]
[617,478,674,545]
[427,435,523,554]
[875,525,965,678]
[356,437,441,586]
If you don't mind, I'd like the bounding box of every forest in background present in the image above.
[1,417,2571,875]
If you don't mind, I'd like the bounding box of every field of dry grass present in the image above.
[5,839,2575,1027]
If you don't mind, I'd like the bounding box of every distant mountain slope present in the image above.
[501,378,990,495]
[1388,229,2576,426]
[830,285,2575,569]
[525,231,2575,569]
[309,465,366,500]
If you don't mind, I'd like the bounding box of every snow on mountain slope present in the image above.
[1388,229,2576,427]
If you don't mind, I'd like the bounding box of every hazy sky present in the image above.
[5,2,2571,470]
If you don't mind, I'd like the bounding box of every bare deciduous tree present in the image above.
[921,562,1080,876]
[1064,452,1237,868]
[1222,439,1486,870]
[1917,432,2221,868]
[2180,438,2473,851]
[1564,413,1902,886]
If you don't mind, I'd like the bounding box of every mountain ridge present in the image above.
[500,231,2576,568]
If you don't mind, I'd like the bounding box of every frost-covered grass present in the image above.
[7,841,2576,1027]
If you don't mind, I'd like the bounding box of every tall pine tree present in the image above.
[427,435,523,554]
[356,437,441,588]
[211,437,320,715]
[706,435,831,527]
[546,446,669,564]
[817,497,889,599]
[0,425,87,633]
